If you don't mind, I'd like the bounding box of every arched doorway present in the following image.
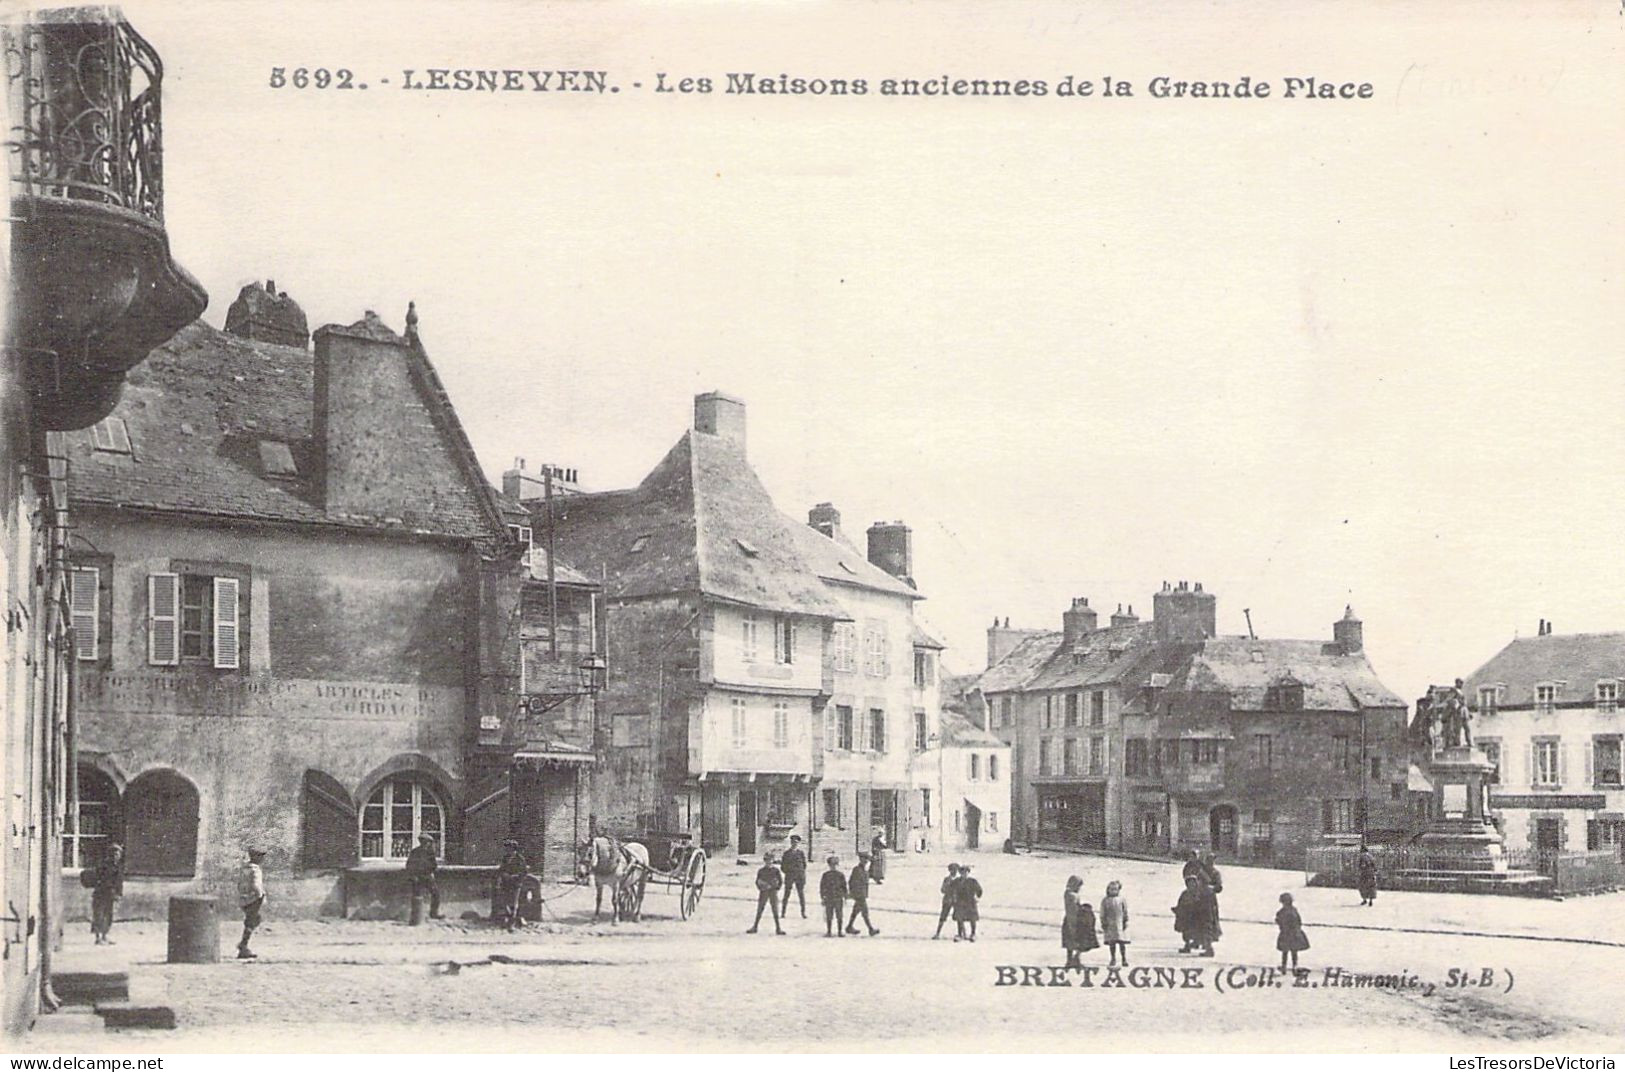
[124,769,199,877]
[1209,804,1238,855]
[65,765,123,869]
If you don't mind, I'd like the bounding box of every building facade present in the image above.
[1464,628,1625,861]
[979,585,1412,865]
[3,6,202,1033]
[548,394,952,859]
[62,294,539,916]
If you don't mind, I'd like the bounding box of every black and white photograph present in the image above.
[2,0,1622,1056]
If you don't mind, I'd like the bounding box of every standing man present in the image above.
[237,847,267,960]
[779,834,808,920]
[845,852,880,936]
[748,852,785,934]
[89,843,124,945]
[496,838,529,931]
[404,833,443,920]
[932,863,961,940]
[819,855,847,937]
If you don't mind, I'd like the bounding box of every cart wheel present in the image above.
[680,848,706,920]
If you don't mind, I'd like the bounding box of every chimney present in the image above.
[502,458,582,503]
[225,279,309,348]
[987,618,1039,669]
[808,502,842,541]
[1111,603,1140,629]
[1334,605,1363,654]
[1062,597,1098,648]
[313,314,411,515]
[867,521,913,585]
[1153,580,1217,642]
[694,391,746,453]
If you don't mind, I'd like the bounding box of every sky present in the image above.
[104,0,1623,702]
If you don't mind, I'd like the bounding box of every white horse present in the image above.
[577,834,649,923]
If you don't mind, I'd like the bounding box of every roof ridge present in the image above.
[402,330,511,546]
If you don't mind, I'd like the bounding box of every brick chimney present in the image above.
[1153,580,1217,642]
[809,502,842,541]
[1062,597,1098,648]
[225,279,309,349]
[694,391,746,453]
[502,458,581,503]
[1334,605,1363,654]
[1111,603,1140,629]
[866,521,913,586]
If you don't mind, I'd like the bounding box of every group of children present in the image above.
[1064,873,1311,971]
[930,862,984,942]
[747,843,889,937]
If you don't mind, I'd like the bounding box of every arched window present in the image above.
[64,766,122,869]
[124,770,199,877]
[361,775,444,861]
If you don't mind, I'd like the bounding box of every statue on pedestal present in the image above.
[1440,678,1472,749]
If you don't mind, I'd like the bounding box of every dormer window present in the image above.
[1266,681,1304,711]
[1597,681,1619,714]
[91,417,132,454]
[506,524,533,567]
[1476,685,1499,714]
[1534,683,1558,715]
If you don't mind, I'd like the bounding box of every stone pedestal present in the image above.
[1417,746,1507,873]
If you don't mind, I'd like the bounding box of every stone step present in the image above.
[29,1006,107,1037]
[52,970,129,1006]
[95,1002,177,1030]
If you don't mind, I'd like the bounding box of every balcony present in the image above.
[5,7,206,430]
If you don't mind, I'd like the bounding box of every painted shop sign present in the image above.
[1489,794,1607,810]
[80,671,459,722]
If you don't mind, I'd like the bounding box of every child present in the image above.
[819,855,847,937]
[1275,892,1310,970]
[1099,880,1129,967]
[747,851,784,935]
[237,847,267,960]
[933,863,961,940]
[953,863,983,942]
[1062,875,1098,969]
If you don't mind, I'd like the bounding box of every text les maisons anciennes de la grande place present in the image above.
[268,67,1375,100]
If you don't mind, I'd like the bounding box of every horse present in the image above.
[576,834,649,923]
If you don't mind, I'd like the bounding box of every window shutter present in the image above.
[213,577,240,669]
[147,572,179,665]
[787,620,797,665]
[1558,742,1570,787]
[1585,741,1594,786]
[71,567,99,661]
[1526,742,1537,787]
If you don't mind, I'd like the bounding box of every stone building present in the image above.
[61,290,533,916]
[1463,627,1625,861]
[3,6,202,1033]
[978,585,1412,865]
[546,393,950,859]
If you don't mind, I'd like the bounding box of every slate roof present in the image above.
[941,710,1005,749]
[785,519,921,601]
[976,624,1404,713]
[975,630,1062,694]
[64,318,508,547]
[548,431,852,618]
[1463,632,1625,707]
[1180,638,1404,711]
[911,619,947,650]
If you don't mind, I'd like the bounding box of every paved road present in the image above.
[32,850,1625,1051]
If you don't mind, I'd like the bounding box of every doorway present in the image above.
[1209,805,1238,855]
[1534,816,1561,875]
[965,801,982,849]
[737,790,758,855]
